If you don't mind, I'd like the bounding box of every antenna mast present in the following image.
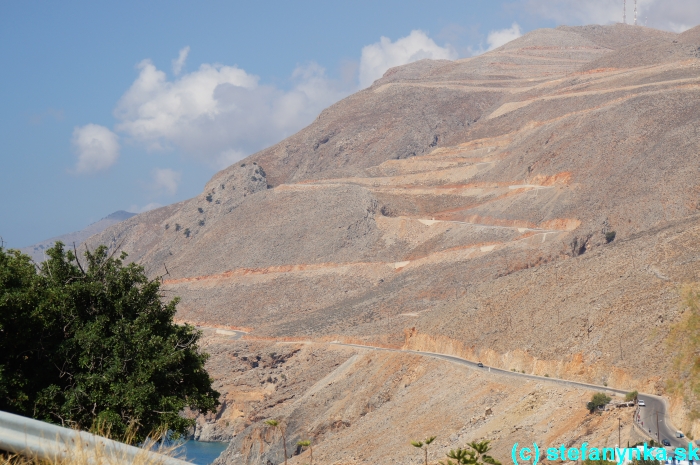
[634,0,637,25]
[623,0,626,24]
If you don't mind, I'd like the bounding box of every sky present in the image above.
[1,0,699,249]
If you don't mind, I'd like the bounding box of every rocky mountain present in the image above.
[21,210,135,263]
[84,24,700,464]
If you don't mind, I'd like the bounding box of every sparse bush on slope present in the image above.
[667,286,700,423]
[587,393,612,413]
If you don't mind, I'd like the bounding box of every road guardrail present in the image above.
[0,410,192,464]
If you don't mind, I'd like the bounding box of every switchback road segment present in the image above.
[200,327,687,449]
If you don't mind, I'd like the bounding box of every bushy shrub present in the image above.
[587,392,612,413]
[0,243,219,442]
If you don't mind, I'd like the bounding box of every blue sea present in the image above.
[177,441,228,464]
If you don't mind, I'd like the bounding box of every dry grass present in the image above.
[666,285,700,420]
[0,427,189,465]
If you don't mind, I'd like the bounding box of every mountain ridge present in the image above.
[20,210,135,263]
[82,23,700,463]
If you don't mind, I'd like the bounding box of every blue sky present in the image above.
[1,0,698,248]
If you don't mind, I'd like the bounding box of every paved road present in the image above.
[636,394,688,449]
[194,328,687,449]
[333,343,689,449]
[337,343,631,393]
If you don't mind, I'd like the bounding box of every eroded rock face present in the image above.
[185,341,311,442]
[83,23,700,459]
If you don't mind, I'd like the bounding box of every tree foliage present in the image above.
[587,392,612,413]
[297,439,313,465]
[265,419,288,465]
[441,440,501,465]
[412,436,436,465]
[0,243,219,442]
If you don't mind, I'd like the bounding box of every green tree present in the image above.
[0,243,219,442]
[441,440,501,465]
[0,247,50,414]
[265,419,288,465]
[411,436,436,465]
[443,447,475,465]
[625,391,639,402]
[587,392,612,413]
[467,440,501,465]
[297,439,313,465]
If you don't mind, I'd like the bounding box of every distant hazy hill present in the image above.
[21,211,135,262]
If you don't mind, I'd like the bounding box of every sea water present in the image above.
[177,440,228,464]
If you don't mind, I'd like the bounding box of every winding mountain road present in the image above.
[331,343,688,449]
[201,326,687,449]
[636,395,687,449]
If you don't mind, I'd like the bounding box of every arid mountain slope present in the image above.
[86,23,700,444]
[196,334,648,465]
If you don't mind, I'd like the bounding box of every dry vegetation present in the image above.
[0,429,186,465]
[666,286,700,428]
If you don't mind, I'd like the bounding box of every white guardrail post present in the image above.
[0,410,192,464]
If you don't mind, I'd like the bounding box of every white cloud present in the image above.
[93,33,458,171]
[465,23,524,56]
[172,46,190,76]
[521,0,700,32]
[71,124,120,174]
[152,168,181,195]
[128,202,162,213]
[636,0,700,31]
[114,59,258,152]
[358,30,457,88]
[487,23,523,50]
[114,57,348,168]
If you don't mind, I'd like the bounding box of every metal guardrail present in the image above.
[0,410,192,464]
